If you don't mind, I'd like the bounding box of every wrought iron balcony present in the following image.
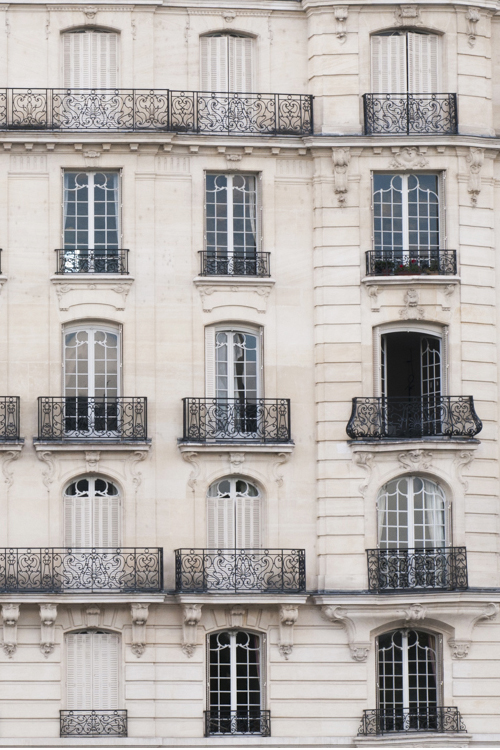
[60,710,127,737]
[346,396,482,440]
[175,548,305,593]
[0,548,163,592]
[182,398,291,443]
[199,251,270,277]
[55,249,129,274]
[37,397,147,441]
[363,93,457,135]
[204,710,271,737]
[358,707,466,736]
[367,547,468,591]
[0,89,313,135]
[365,250,457,277]
[0,397,20,440]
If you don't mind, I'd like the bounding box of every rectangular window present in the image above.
[205,174,258,267]
[371,32,440,94]
[63,171,120,250]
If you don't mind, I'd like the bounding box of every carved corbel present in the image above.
[131,603,149,657]
[85,451,100,474]
[2,604,20,658]
[454,451,474,493]
[85,605,100,628]
[2,450,20,488]
[449,603,499,658]
[466,147,484,206]
[182,604,202,657]
[334,7,348,43]
[37,451,56,490]
[229,606,246,628]
[278,605,298,659]
[399,288,424,320]
[448,639,471,659]
[466,7,480,47]
[182,451,200,491]
[353,452,374,497]
[229,452,245,474]
[322,606,371,662]
[127,450,148,492]
[273,452,290,487]
[39,603,57,657]
[332,148,351,206]
[368,286,380,313]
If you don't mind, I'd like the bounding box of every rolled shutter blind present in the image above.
[408,33,439,93]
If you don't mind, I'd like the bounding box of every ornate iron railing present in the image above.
[199,251,270,277]
[204,710,271,737]
[367,547,468,591]
[0,89,313,135]
[55,249,129,274]
[346,396,482,440]
[0,548,163,592]
[60,710,127,737]
[175,549,305,593]
[358,707,466,736]
[363,93,458,135]
[0,397,20,440]
[37,397,147,441]
[365,250,457,277]
[182,398,291,443]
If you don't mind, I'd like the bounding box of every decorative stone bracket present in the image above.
[40,603,57,657]
[332,147,351,206]
[194,278,274,315]
[50,276,134,312]
[278,604,299,659]
[466,7,480,47]
[182,604,203,657]
[130,603,150,657]
[322,606,371,661]
[466,147,484,206]
[334,6,348,43]
[2,603,20,658]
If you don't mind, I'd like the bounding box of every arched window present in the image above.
[64,477,120,547]
[207,630,265,736]
[381,331,442,401]
[207,477,261,548]
[378,629,439,732]
[201,34,253,92]
[371,31,440,94]
[205,326,261,400]
[63,29,118,88]
[378,476,446,549]
[66,630,119,710]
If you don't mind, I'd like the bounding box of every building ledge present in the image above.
[349,439,479,453]
[50,275,134,312]
[355,732,470,747]
[33,441,151,452]
[178,442,294,455]
[0,593,164,604]
[172,593,308,606]
[362,275,460,286]
[0,440,24,451]
[193,277,275,314]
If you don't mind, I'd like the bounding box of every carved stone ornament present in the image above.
[85,606,100,629]
[398,449,433,472]
[401,603,427,623]
[83,5,97,19]
[182,451,200,491]
[399,288,424,320]
[466,7,480,47]
[2,450,20,488]
[466,147,484,206]
[182,604,202,657]
[85,451,100,474]
[278,605,299,659]
[226,153,243,162]
[321,606,371,662]
[353,452,374,497]
[229,606,246,629]
[449,639,471,659]
[40,603,57,658]
[222,9,236,22]
[334,6,348,43]
[195,281,273,315]
[454,451,474,493]
[390,147,428,170]
[273,452,290,487]
[332,147,351,206]
[394,4,422,25]
[442,284,456,311]
[2,604,20,658]
[37,450,56,490]
[229,452,245,473]
[128,450,148,492]
[131,603,149,658]
[368,285,380,312]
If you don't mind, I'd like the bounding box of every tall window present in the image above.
[378,476,446,550]
[205,174,258,271]
[373,174,440,252]
[378,629,439,731]
[63,30,118,88]
[64,477,120,547]
[64,172,120,250]
[207,478,261,548]
[381,332,442,400]
[208,631,263,734]
[66,631,119,710]
[201,34,253,92]
[371,32,440,93]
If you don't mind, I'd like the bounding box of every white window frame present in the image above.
[204,172,261,260]
[205,324,263,400]
[65,630,122,711]
[62,29,120,89]
[371,31,441,94]
[63,323,122,399]
[207,477,262,549]
[200,34,255,92]
[63,476,122,548]
[62,170,122,251]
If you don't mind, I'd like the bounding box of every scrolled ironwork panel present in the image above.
[0,397,20,440]
[366,547,468,591]
[182,398,291,443]
[346,396,482,440]
[37,396,147,441]
[55,249,129,274]
[358,707,466,736]
[52,90,135,130]
[0,91,6,127]
[363,94,457,135]
[0,548,163,593]
[204,710,271,737]
[60,710,127,737]
[365,250,457,277]
[199,251,270,277]
[175,549,305,593]
[10,89,49,129]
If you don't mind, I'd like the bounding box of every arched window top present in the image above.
[64,476,120,498]
[64,476,121,547]
[371,30,440,93]
[378,475,446,549]
[200,34,253,92]
[208,477,260,499]
[207,477,261,549]
[63,28,118,88]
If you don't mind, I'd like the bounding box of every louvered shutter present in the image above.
[371,34,407,93]
[63,31,118,89]
[92,634,119,710]
[228,36,253,92]
[408,33,439,93]
[235,495,260,548]
[64,494,92,547]
[207,494,235,548]
[66,633,93,709]
[93,493,120,548]
[201,36,228,91]
[205,326,216,398]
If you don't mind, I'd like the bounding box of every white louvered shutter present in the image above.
[93,494,120,548]
[64,494,92,547]
[207,494,235,548]
[201,36,228,91]
[371,34,407,93]
[408,33,439,94]
[205,326,216,398]
[235,495,260,549]
[228,36,253,92]
[66,633,93,709]
[92,633,119,710]
[63,31,118,89]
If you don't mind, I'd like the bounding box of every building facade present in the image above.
[0,0,498,745]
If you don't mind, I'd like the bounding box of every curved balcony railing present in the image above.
[367,547,468,591]
[0,548,163,593]
[199,251,270,277]
[0,397,20,440]
[365,250,457,277]
[0,89,313,135]
[37,397,147,441]
[363,93,457,135]
[346,396,482,440]
[205,710,271,737]
[175,549,305,593]
[358,707,466,736]
[181,398,291,443]
[60,710,127,737]
[55,249,129,275]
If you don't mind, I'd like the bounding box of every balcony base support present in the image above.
[39,603,57,657]
[194,277,275,314]
[130,603,149,657]
[1,603,19,657]
[181,603,203,658]
[51,275,134,312]
[355,732,471,747]
[278,604,299,659]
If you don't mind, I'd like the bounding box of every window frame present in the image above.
[64,629,123,711]
[62,169,122,252]
[62,322,122,400]
[206,476,262,549]
[63,475,122,548]
[200,33,255,93]
[61,28,120,89]
[205,323,264,400]
[204,172,262,260]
